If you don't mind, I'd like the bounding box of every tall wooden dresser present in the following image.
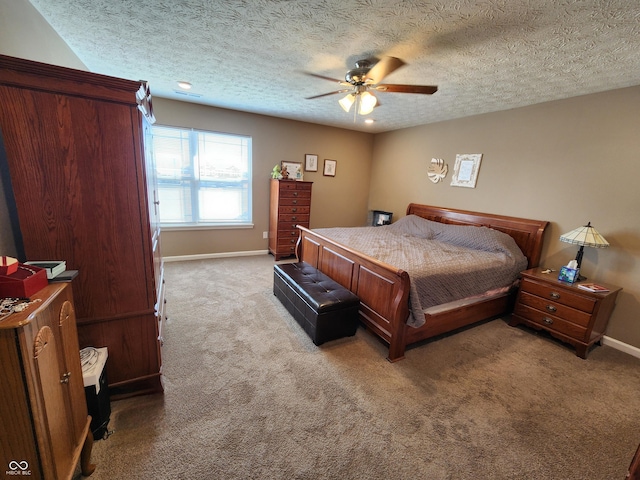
[0,55,165,396]
[0,283,95,479]
[269,179,313,260]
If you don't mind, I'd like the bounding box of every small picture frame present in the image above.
[281,161,302,180]
[305,154,318,172]
[323,159,337,177]
[450,154,482,188]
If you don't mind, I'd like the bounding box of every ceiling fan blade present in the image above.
[301,71,349,85]
[364,56,406,84]
[375,84,438,94]
[305,89,352,100]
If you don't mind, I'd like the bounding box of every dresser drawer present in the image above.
[279,196,311,206]
[514,304,588,341]
[518,291,591,327]
[520,278,596,313]
[279,188,311,199]
[278,227,300,240]
[279,181,311,192]
[278,205,310,215]
[278,221,308,231]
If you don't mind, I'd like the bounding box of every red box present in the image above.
[0,263,49,298]
[0,256,18,276]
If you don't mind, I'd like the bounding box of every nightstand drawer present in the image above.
[518,291,591,327]
[520,278,596,313]
[514,304,588,341]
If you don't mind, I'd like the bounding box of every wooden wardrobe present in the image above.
[0,55,165,397]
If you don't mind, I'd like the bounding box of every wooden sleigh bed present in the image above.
[295,203,549,361]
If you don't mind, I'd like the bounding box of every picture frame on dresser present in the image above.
[281,161,302,180]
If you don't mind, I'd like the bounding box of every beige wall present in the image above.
[1,0,637,350]
[370,86,640,349]
[153,98,374,257]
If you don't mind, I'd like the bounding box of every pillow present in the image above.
[386,215,441,239]
[433,223,524,259]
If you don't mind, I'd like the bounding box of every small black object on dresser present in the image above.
[274,262,360,345]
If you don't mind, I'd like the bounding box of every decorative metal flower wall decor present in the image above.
[427,158,448,183]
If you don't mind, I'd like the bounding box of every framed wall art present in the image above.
[323,159,337,177]
[305,154,318,171]
[450,154,483,188]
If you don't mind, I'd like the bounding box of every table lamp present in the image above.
[559,222,610,271]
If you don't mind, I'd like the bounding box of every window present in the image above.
[151,126,252,226]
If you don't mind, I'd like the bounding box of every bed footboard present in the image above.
[296,225,411,361]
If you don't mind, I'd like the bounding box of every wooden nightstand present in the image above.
[509,267,622,358]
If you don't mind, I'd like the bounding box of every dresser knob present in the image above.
[292,208,297,212]
[543,317,554,325]
[291,216,297,221]
[293,192,298,197]
[292,199,298,204]
[545,305,557,313]
[550,292,560,299]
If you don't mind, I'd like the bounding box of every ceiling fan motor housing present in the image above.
[345,60,372,84]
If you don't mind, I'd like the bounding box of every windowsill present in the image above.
[160,223,254,232]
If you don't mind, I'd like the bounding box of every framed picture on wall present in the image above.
[323,159,337,177]
[450,154,482,188]
[305,154,318,171]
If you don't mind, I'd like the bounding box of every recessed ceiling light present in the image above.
[364,118,375,124]
[177,81,192,90]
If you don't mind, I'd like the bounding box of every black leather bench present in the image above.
[273,262,360,345]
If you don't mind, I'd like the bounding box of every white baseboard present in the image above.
[602,336,640,359]
[163,250,269,263]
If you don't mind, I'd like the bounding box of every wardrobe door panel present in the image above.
[0,86,150,319]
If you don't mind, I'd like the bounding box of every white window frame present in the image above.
[151,125,252,228]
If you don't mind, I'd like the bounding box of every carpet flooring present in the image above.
[82,255,640,479]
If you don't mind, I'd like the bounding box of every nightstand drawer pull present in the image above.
[543,317,554,325]
[550,292,561,299]
[545,305,557,313]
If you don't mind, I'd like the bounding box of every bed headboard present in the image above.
[406,204,549,268]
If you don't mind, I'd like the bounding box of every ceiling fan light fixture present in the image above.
[358,91,377,115]
[339,93,356,112]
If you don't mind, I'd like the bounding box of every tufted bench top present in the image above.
[274,262,359,312]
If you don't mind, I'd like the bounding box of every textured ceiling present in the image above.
[27,0,640,133]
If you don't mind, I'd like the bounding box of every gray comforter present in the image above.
[314,215,528,327]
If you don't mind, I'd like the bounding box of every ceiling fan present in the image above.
[304,56,437,116]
